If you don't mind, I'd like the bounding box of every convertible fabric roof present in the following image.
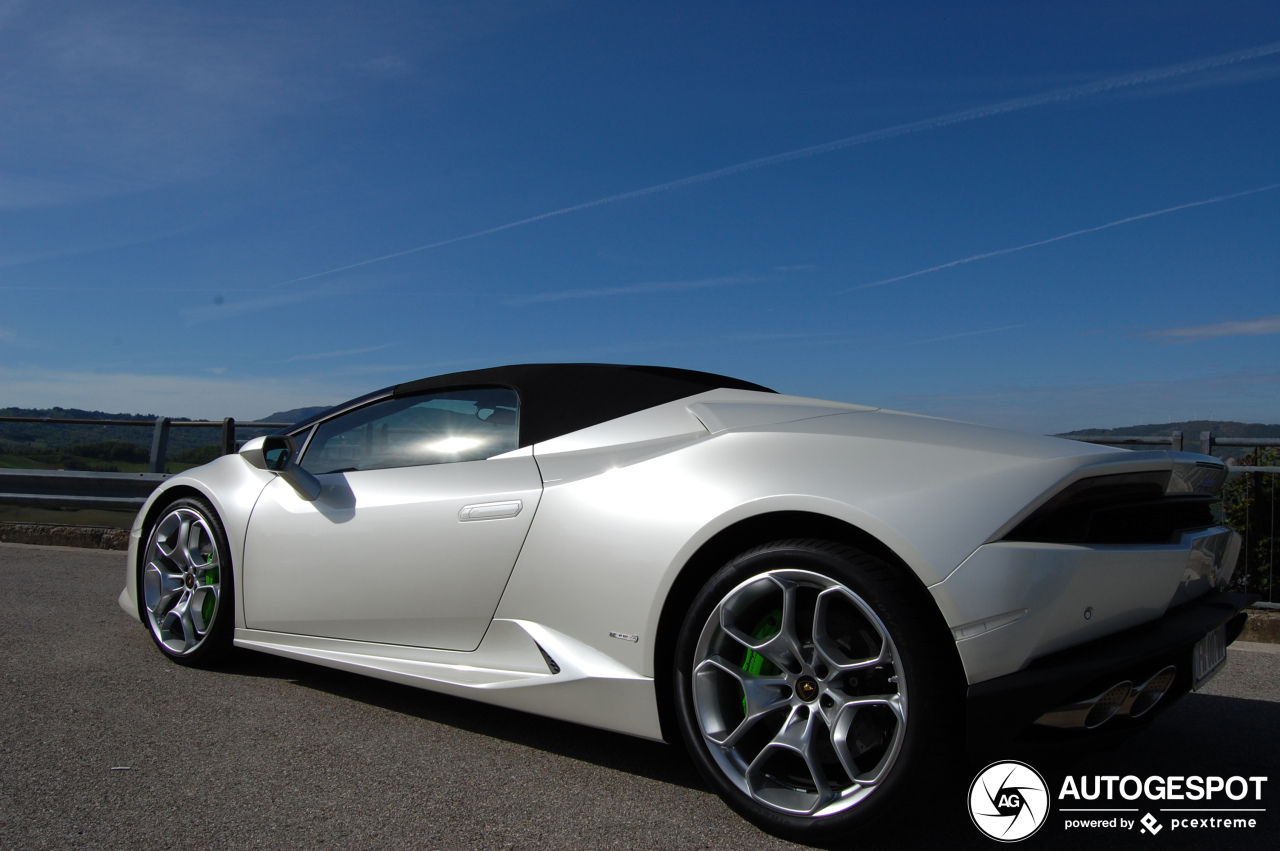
[392,363,775,447]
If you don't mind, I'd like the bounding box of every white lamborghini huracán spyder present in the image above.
[119,364,1249,840]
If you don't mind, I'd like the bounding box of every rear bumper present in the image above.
[965,591,1254,749]
[930,527,1241,684]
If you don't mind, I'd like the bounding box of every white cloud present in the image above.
[181,285,343,323]
[333,358,490,377]
[0,5,307,208]
[1147,314,1280,342]
[362,55,413,77]
[285,343,397,362]
[0,224,201,270]
[0,2,562,209]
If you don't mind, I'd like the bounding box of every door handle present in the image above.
[458,500,522,521]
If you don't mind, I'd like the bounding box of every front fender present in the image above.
[120,456,276,627]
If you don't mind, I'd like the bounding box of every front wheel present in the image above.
[673,539,957,841]
[138,496,235,666]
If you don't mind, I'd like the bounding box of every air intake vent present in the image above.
[535,643,561,675]
[1006,472,1216,544]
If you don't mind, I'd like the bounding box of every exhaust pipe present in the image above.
[1083,682,1133,728]
[1124,666,1177,718]
[1035,681,1132,729]
[1034,665,1178,730]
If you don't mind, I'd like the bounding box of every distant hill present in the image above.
[1,404,322,457]
[1,407,196,453]
[1058,420,1280,459]
[1058,420,1280,439]
[259,406,330,423]
[1,405,171,423]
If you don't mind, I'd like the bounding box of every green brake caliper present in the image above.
[200,552,218,624]
[741,610,782,714]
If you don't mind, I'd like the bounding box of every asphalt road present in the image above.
[1,542,1276,850]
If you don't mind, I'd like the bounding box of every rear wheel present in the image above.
[138,496,235,666]
[673,539,957,841]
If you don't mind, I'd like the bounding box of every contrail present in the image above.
[849,182,1280,291]
[899,323,1029,346]
[274,39,1280,289]
[504,274,758,306]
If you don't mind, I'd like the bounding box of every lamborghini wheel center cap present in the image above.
[796,677,819,702]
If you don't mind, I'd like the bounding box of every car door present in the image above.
[240,387,541,651]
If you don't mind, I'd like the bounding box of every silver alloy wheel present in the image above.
[691,569,908,818]
[142,506,223,655]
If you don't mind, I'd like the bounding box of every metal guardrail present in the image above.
[0,469,168,512]
[1062,430,1280,473]
[0,421,1275,512]
[0,416,290,472]
[0,416,292,511]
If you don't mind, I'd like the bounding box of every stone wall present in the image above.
[0,522,128,550]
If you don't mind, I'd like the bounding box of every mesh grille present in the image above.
[1084,682,1132,728]
[1130,668,1176,717]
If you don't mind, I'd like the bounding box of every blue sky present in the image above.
[2,1,1278,432]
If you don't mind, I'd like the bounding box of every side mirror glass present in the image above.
[238,434,322,501]
[263,436,292,471]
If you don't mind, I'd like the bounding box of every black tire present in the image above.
[137,495,236,667]
[673,539,960,842]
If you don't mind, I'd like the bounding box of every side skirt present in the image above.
[234,618,665,741]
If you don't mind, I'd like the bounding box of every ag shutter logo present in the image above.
[969,761,1051,842]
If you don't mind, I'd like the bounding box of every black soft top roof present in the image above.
[396,363,774,447]
[290,363,773,447]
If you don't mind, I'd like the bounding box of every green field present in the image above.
[0,451,205,475]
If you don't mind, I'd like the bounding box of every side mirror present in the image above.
[238,435,322,501]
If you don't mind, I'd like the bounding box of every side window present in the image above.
[299,388,519,475]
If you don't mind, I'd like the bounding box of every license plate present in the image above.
[1192,625,1228,690]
